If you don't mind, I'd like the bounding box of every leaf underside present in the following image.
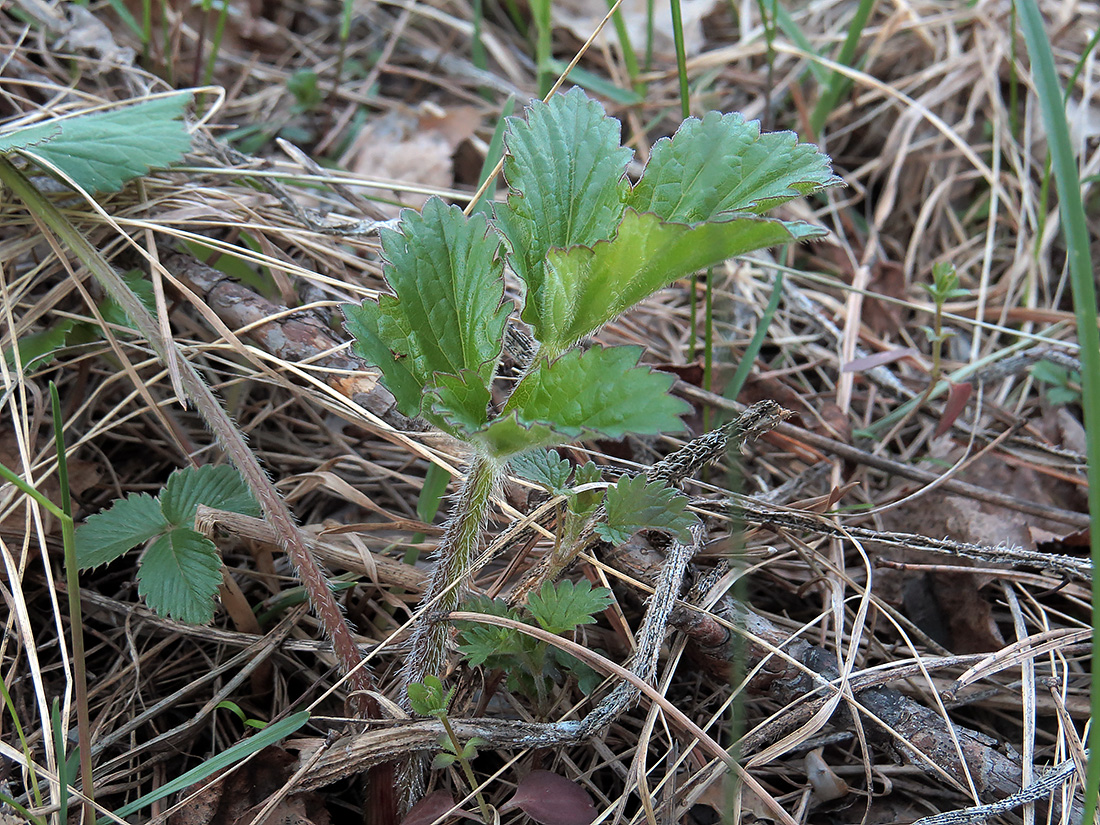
[538,209,824,352]
[0,93,193,193]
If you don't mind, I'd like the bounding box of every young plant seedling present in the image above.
[458,578,614,709]
[406,675,492,823]
[75,465,261,623]
[342,87,840,703]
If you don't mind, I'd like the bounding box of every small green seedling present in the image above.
[75,464,261,623]
[342,87,840,695]
[1032,360,1083,407]
[407,675,492,822]
[458,579,613,708]
[919,261,969,385]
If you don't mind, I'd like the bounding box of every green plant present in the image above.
[1031,360,1082,407]
[342,87,839,700]
[918,261,968,386]
[458,579,613,706]
[0,92,382,726]
[406,676,492,823]
[74,465,261,623]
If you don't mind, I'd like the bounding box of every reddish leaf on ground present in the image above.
[934,380,972,438]
[400,791,466,825]
[499,770,598,825]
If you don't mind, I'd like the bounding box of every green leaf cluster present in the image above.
[343,88,840,461]
[513,450,698,548]
[0,93,192,193]
[75,465,261,623]
[457,580,613,702]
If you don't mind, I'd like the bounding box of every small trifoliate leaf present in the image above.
[537,209,825,352]
[341,198,509,431]
[0,93,193,193]
[511,449,572,495]
[526,579,612,635]
[500,88,631,307]
[136,528,223,623]
[627,112,841,221]
[160,464,261,527]
[595,474,698,546]
[479,346,688,457]
[75,493,168,568]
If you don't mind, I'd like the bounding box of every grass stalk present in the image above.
[49,383,95,825]
[1016,3,1100,820]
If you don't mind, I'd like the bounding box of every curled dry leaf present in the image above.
[805,748,849,802]
[499,770,598,825]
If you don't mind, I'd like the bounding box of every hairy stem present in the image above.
[403,452,505,691]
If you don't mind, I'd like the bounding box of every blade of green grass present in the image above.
[50,382,95,825]
[105,711,310,821]
[1016,5,1100,822]
[723,272,784,406]
[809,0,877,137]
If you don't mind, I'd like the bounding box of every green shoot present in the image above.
[342,88,838,710]
[918,261,968,387]
[406,676,493,823]
[457,580,614,704]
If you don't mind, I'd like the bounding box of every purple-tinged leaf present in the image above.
[400,791,468,825]
[840,348,919,373]
[935,381,973,438]
[500,770,597,825]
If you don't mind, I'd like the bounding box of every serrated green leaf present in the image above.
[595,474,698,546]
[160,464,261,527]
[499,88,631,331]
[511,449,572,494]
[426,370,492,432]
[536,209,824,352]
[457,596,528,667]
[136,528,223,623]
[341,198,509,431]
[75,493,168,568]
[527,579,612,635]
[0,93,193,193]
[431,752,458,770]
[627,112,842,222]
[477,346,688,457]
